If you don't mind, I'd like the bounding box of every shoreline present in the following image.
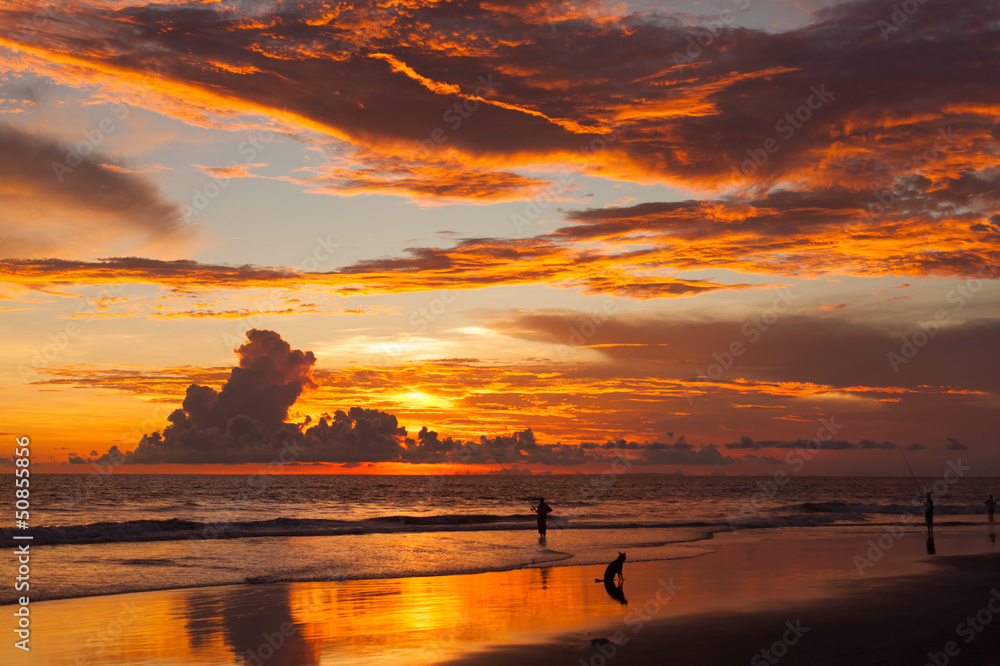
[7,527,1000,664]
[9,522,996,606]
[0,524,721,605]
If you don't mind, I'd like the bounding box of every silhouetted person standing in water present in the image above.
[987,495,997,522]
[534,497,552,539]
[923,492,934,536]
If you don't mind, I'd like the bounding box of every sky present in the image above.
[1,0,998,475]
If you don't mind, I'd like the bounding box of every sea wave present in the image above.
[5,514,729,546]
[7,502,994,547]
[792,501,988,515]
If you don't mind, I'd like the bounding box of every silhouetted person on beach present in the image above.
[533,497,552,538]
[986,495,997,522]
[923,492,934,536]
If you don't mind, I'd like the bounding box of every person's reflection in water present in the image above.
[603,578,627,606]
[989,526,996,548]
[926,533,936,555]
[539,567,550,590]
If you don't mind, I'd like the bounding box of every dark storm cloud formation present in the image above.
[183,328,317,431]
[91,331,408,465]
[0,124,190,258]
[98,329,317,464]
[82,329,743,466]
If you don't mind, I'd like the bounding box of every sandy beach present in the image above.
[447,536,1000,666]
[6,526,1000,665]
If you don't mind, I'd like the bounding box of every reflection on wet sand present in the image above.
[15,530,986,666]
[19,565,623,666]
[184,586,316,665]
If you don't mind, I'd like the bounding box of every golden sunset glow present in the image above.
[0,0,997,475]
[4,5,999,666]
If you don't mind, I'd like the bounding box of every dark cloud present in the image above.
[0,249,747,300]
[299,408,406,463]
[0,0,995,293]
[740,454,783,464]
[859,439,895,450]
[725,436,855,450]
[558,185,1000,280]
[83,334,611,465]
[2,0,995,200]
[95,329,318,464]
[0,124,191,258]
[945,437,969,450]
[631,441,734,466]
[489,311,1000,394]
[473,429,605,466]
[469,431,736,466]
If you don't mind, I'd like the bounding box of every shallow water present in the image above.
[3,473,999,603]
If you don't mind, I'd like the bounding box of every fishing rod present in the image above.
[485,438,536,511]
[891,434,923,497]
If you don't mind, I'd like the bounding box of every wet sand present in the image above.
[5,528,1000,665]
[446,549,1000,666]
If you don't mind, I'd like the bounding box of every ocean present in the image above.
[3,472,998,605]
